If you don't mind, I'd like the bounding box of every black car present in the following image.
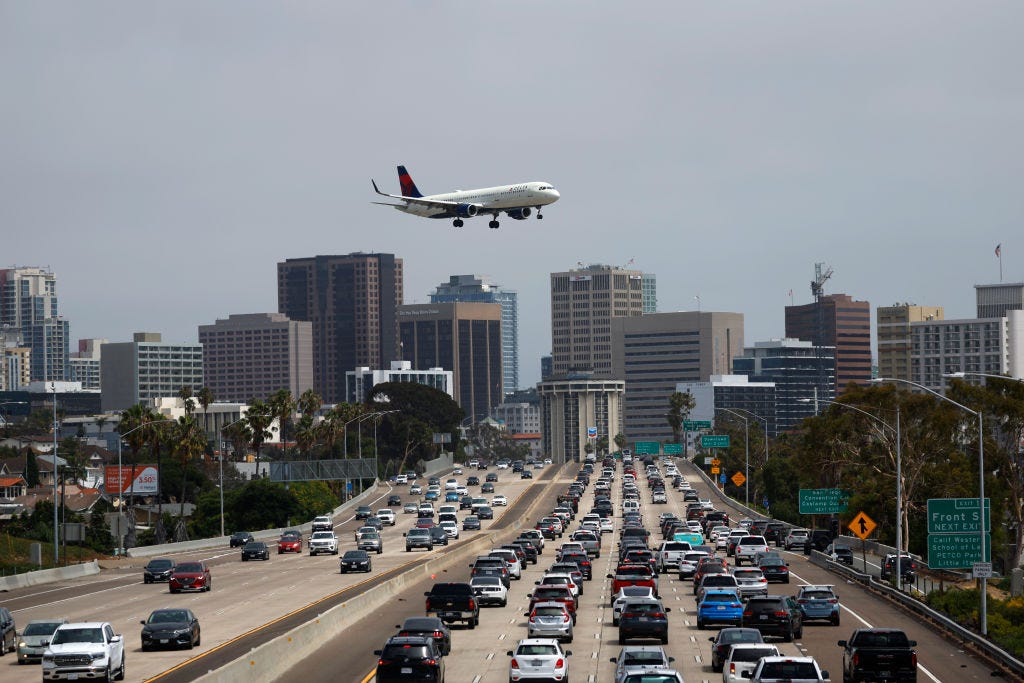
[618,598,670,644]
[143,558,176,583]
[560,551,593,580]
[521,470,533,479]
[742,595,804,642]
[395,616,452,656]
[481,482,495,493]
[707,627,765,673]
[758,556,791,583]
[460,495,475,510]
[462,515,481,531]
[229,531,254,548]
[387,494,402,506]
[485,472,498,482]
[764,522,788,547]
[355,505,373,520]
[510,541,538,564]
[241,541,270,561]
[428,525,449,546]
[880,553,917,582]
[476,506,494,520]
[140,608,200,650]
[339,549,372,573]
[467,476,480,486]
[374,635,446,683]
[827,543,854,566]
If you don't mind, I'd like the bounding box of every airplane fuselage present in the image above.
[396,181,559,218]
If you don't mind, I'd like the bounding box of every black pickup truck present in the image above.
[838,628,917,682]
[424,582,479,629]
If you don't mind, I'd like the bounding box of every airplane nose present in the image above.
[548,188,561,200]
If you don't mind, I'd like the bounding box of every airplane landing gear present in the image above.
[488,219,500,229]
[535,206,544,219]
[453,219,464,228]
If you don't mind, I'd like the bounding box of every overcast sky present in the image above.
[3,2,1021,389]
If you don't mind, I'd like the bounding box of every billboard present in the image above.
[105,465,159,495]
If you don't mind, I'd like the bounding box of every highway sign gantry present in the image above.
[634,441,660,455]
[798,488,850,514]
[663,443,683,455]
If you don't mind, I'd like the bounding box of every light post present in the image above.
[873,376,987,635]
[115,418,173,555]
[731,407,770,463]
[218,417,248,538]
[805,397,902,587]
[716,408,749,505]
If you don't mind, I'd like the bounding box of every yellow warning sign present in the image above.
[849,511,876,540]
[731,471,746,487]
[710,466,720,474]
[711,459,721,466]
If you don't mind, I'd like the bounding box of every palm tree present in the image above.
[222,420,251,462]
[244,400,275,476]
[268,389,295,458]
[295,415,317,459]
[197,386,214,437]
[178,385,195,416]
[173,416,207,526]
[298,389,322,419]
[667,391,696,444]
[147,420,174,544]
[117,403,159,548]
[614,433,627,452]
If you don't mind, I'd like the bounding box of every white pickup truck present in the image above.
[656,540,692,573]
[42,622,126,681]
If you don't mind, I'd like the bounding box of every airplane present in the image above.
[372,166,560,229]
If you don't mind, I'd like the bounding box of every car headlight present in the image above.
[91,652,107,660]
[19,641,27,648]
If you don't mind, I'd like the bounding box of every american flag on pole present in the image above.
[995,244,1001,257]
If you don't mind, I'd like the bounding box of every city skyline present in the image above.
[3,3,1020,388]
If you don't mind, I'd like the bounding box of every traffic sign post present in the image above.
[927,533,992,569]
[731,471,746,487]
[927,498,990,533]
[701,435,730,449]
[849,511,876,540]
[799,488,850,515]
[683,420,712,430]
[634,441,660,455]
[710,466,720,475]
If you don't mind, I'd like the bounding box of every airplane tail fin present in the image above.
[397,165,423,198]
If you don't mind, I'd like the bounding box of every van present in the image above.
[622,500,640,514]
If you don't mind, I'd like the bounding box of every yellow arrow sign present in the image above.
[849,511,876,540]
[731,471,747,487]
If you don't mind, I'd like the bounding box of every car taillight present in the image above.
[433,631,443,638]
[911,652,917,667]
[425,659,436,665]
[774,610,788,617]
[651,612,665,618]
[852,653,860,666]
[378,659,388,666]
[510,658,520,668]
[797,599,807,604]
[828,599,838,604]
[730,662,736,674]
[563,613,570,622]
[555,658,565,668]
[743,611,753,617]
[425,600,430,611]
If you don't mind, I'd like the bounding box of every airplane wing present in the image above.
[371,179,478,212]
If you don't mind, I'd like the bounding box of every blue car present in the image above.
[424,490,439,501]
[794,585,841,625]
[697,589,744,629]
[445,491,460,502]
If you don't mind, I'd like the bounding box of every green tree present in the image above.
[173,415,208,522]
[178,385,195,416]
[196,386,215,434]
[298,389,322,418]
[614,433,627,452]
[667,391,696,444]
[244,400,275,475]
[290,481,338,521]
[269,389,296,458]
[24,448,40,487]
[222,420,251,461]
[228,478,299,530]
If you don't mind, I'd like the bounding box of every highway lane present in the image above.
[0,466,548,683]
[293,457,1002,683]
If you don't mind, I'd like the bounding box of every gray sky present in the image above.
[3,2,1021,388]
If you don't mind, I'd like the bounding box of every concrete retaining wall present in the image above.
[421,453,454,478]
[0,560,100,592]
[192,463,570,683]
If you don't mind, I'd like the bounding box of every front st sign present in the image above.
[927,498,990,534]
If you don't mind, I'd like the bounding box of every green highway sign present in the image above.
[684,420,712,430]
[634,441,660,455]
[700,435,730,449]
[798,488,850,515]
[927,532,991,569]
[927,498,990,534]
[663,443,683,455]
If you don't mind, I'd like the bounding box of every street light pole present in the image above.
[716,408,749,506]
[114,418,172,555]
[218,416,248,538]
[874,376,987,636]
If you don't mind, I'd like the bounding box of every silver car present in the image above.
[524,601,574,642]
[357,530,383,554]
[17,618,68,663]
[610,645,675,683]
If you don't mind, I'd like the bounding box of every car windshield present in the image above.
[517,644,558,656]
[703,593,738,602]
[343,551,367,559]
[759,662,819,677]
[802,591,834,600]
[625,652,667,665]
[176,563,203,573]
[732,647,778,662]
[147,559,173,569]
[52,627,104,644]
[381,644,431,659]
[23,622,63,636]
[149,610,188,623]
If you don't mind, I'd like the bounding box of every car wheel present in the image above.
[712,662,722,673]
[377,548,382,555]
[195,631,200,647]
[784,625,793,642]
[660,635,668,644]
[696,619,704,629]
[170,588,179,594]
[612,618,619,626]
[831,613,840,626]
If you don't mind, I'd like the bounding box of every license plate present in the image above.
[759,614,768,620]
[717,606,725,610]
[878,673,890,678]
[68,676,79,681]
[639,616,649,621]
[401,667,413,674]
[161,639,169,643]
[531,660,543,666]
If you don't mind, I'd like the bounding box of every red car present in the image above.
[415,519,436,529]
[170,561,211,593]
[528,585,577,622]
[607,564,657,597]
[278,531,302,554]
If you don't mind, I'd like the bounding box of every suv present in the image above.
[42,622,126,681]
[826,543,854,566]
[784,529,810,550]
[742,596,804,642]
[880,554,917,583]
[507,638,572,682]
[308,531,339,556]
[311,515,333,532]
[0,606,15,657]
[749,655,829,682]
[405,528,434,552]
[142,558,176,583]
[229,531,254,547]
[373,635,445,683]
[734,536,770,566]
[795,585,841,625]
[355,505,373,520]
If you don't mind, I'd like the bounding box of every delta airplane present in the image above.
[372,166,560,229]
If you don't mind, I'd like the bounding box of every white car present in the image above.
[492,494,508,506]
[723,643,780,683]
[507,639,570,682]
[543,458,552,465]
[651,489,668,504]
[611,585,656,626]
[309,531,339,555]
[497,461,509,469]
[747,655,830,682]
[439,520,460,539]
[471,575,508,606]
[700,499,714,511]
[490,549,522,579]
[42,622,126,682]
[734,536,770,566]
[376,509,396,525]
[540,572,580,599]
[456,485,469,495]
[731,567,769,599]
[395,474,408,484]
[453,467,463,475]
[409,484,422,494]
[445,479,459,490]
[354,525,376,542]
[600,517,614,534]
[403,502,418,514]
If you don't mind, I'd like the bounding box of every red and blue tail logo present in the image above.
[397,165,423,198]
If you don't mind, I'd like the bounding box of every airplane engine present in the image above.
[506,207,532,220]
[455,203,479,218]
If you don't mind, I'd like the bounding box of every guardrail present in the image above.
[0,560,100,592]
[189,462,572,683]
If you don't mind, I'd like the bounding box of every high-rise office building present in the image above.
[909,310,1024,391]
[678,374,777,438]
[68,338,107,392]
[550,264,648,378]
[733,338,835,434]
[430,274,519,394]
[538,377,625,463]
[0,267,68,382]
[612,311,744,442]
[277,253,403,403]
[976,283,1024,319]
[101,333,204,412]
[784,293,870,393]
[398,302,502,423]
[876,305,943,381]
[199,313,313,402]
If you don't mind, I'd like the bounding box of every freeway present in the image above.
[289,457,1000,682]
[0,464,559,683]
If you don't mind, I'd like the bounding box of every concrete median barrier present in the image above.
[0,560,100,592]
